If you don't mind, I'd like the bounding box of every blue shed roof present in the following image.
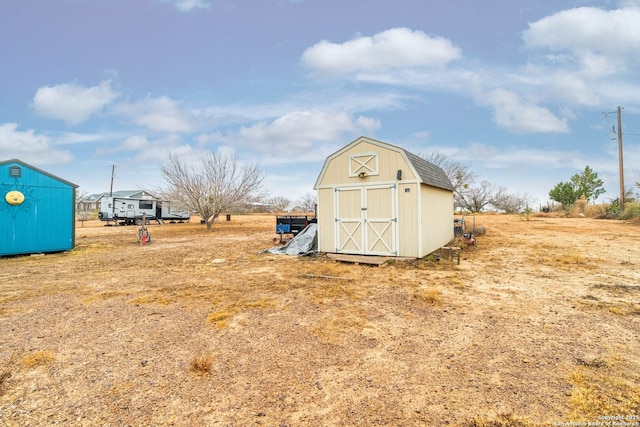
[0,159,78,188]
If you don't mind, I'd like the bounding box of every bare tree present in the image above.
[161,152,265,230]
[421,152,478,209]
[458,181,507,213]
[296,192,317,213]
[491,191,535,214]
[268,195,291,212]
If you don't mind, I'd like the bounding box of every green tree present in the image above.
[549,181,579,210]
[549,166,606,210]
[570,166,605,202]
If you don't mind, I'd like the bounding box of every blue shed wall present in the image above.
[0,160,77,256]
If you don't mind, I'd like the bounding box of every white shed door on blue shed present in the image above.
[334,184,397,256]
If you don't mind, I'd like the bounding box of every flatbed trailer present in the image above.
[275,215,317,242]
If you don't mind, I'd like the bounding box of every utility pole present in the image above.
[616,106,625,210]
[109,164,115,197]
[604,107,625,210]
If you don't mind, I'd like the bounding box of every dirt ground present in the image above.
[0,214,639,426]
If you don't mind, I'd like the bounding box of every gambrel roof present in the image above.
[314,136,454,191]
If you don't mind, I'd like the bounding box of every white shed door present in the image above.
[334,185,397,256]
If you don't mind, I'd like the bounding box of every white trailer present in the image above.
[98,196,190,225]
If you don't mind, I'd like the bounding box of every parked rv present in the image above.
[98,194,190,225]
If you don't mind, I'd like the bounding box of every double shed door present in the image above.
[334,184,397,256]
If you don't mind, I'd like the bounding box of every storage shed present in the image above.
[314,136,454,258]
[0,159,78,256]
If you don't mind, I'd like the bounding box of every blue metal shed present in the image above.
[0,159,78,256]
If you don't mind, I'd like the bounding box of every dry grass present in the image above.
[531,244,598,269]
[567,356,640,419]
[309,307,369,343]
[0,355,13,394]
[207,297,276,328]
[18,350,55,368]
[413,286,441,305]
[189,353,214,375]
[583,300,640,316]
[462,413,535,427]
[2,214,640,426]
[207,310,235,327]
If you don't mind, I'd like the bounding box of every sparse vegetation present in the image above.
[620,201,640,220]
[568,356,640,419]
[462,413,534,427]
[413,286,441,305]
[549,165,605,211]
[0,355,13,394]
[189,353,214,375]
[18,350,55,368]
[1,214,639,425]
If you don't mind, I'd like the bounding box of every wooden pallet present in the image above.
[326,253,394,266]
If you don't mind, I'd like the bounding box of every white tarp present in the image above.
[265,223,317,256]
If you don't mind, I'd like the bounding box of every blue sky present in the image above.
[2,0,640,207]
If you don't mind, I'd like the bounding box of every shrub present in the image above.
[620,202,640,220]
[19,350,55,368]
[413,287,441,305]
[0,356,13,394]
[189,353,214,375]
[593,203,620,219]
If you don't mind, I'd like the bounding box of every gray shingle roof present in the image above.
[402,150,455,191]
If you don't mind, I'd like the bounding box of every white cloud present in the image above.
[156,0,212,12]
[236,110,380,153]
[115,96,194,133]
[122,135,151,151]
[466,143,583,170]
[32,80,119,125]
[192,110,381,167]
[523,6,640,75]
[194,131,224,147]
[543,72,602,107]
[302,27,461,77]
[409,131,430,142]
[0,123,73,164]
[483,88,569,134]
[55,131,124,145]
[94,133,185,164]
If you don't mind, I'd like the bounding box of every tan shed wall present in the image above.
[420,186,454,256]
[396,182,420,257]
[317,141,416,188]
[317,187,335,253]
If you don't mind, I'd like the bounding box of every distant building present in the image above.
[0,159,78,256]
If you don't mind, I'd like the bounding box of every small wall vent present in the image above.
[9,166,21,178]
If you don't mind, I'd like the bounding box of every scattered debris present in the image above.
[264,223,317,256]
[302,273,352,281]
